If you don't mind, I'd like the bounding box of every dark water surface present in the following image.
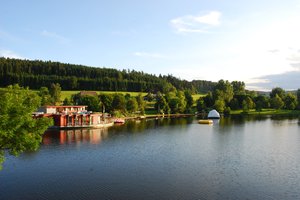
[1,116,300,200]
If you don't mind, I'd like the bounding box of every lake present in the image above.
[1,116,300,200]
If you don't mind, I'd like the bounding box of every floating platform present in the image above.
[198,119,213,124]
[48,122,114,130]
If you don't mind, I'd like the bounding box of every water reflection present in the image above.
[43,128,109,145]
[42,117,195,145]
[108,117,194,136]
[2,116,300,200]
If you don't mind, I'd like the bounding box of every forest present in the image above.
[36,81,300,117]
[1,57,299,115]
[0,57,215,93]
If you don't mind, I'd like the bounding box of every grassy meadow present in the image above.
[60,90,148,100]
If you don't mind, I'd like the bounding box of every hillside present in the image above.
[0,57,215,93]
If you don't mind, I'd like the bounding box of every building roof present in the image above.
[43,105,87,108]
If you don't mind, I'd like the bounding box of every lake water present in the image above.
[1,116,300,200]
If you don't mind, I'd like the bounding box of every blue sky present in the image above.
[1,0,300,90]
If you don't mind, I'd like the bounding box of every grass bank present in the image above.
[230,109,300,116]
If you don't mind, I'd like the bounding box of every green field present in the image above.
[192,94,205,101]
[61,90,148,100]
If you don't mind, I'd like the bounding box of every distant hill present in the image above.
[0,57,215,93]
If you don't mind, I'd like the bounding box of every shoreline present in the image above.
[229,109,300,116]
[46,110,300,130]
[124,113,195,120]
[124,110,300,121]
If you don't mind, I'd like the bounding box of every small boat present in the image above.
[91,122,114,128]
[198,119,213,124]
[114,118,125,124]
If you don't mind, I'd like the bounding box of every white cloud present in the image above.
[0,50,25,59]
[247,71,300,91]
[287,49,300,63]
[194,11,221,26]
[133,52,166,58]
[170,11,222,33]
[41,30,70,43]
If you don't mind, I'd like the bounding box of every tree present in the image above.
[184,90,194,113]
[214,99,225,113]
[165,91,177,102]
[229,98,240,110]
[246,90,257,98]
[270,87,285,99]
[49,83,61,105]
[126,98,138,113]
[270,94,284,109]
[135,94,145,115]
[155,94,170,114]
[0,85,53,170]
[254,95,270,110]
[255,100,263,112]
[112,94,126,112]
[176,91,187,113]
[69,76,78,89]
[0,57,217,93]
[38,87,52,106]
[224,106,231,115]
[76,95,100,112]
[165,91,187,114]
[169,97,180,114]
[145,92,154,102]
[203,92,214,108]
[242,96,255,112]
[231,81,246,95]
[284,93,297,110]
[124,93,131,101]
[63,97,72,105]
[99,94,113,113]
[213,80,234,104]
[196,98,206,112]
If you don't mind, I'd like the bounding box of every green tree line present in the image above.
[37,83,195,115]
[197,80,300,113]
[39,80,300,116]
[0,57,215,93]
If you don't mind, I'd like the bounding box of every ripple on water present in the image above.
[0,117,300,200]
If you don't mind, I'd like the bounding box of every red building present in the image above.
[34,106,113,129]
